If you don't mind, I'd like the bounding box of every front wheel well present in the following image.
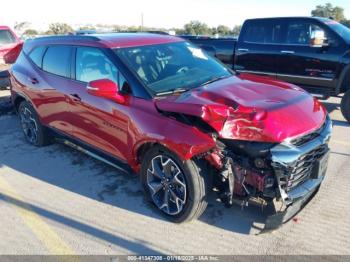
[136,142,159,163]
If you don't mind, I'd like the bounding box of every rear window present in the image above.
[29,46,47,68]
[42,46,72,77]
[0,30,16,45]
[241,20,283,44]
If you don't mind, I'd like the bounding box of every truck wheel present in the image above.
[341,90,350,123]
[140,145,208,223]
[18,101,51,146]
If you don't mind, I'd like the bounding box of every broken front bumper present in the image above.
[263,116,332,231]
[263,177,322,231]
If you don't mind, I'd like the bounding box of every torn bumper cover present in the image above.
[263,116,332,231]
[264,176,322,231]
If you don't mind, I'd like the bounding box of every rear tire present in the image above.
[18,101,51,146]
[140,145,209,223]
[341,90,350,123]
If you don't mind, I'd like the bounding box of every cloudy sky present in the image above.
[1,0,349,30]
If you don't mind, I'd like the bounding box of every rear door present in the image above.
[276,18,342,90]
[234,19,284,78]
[24,45,74,134]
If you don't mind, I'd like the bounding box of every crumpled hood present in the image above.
[155,74,327,143]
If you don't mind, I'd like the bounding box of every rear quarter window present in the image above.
[0,30,16,45]
[29,46,47,68]
[42,46,72,78]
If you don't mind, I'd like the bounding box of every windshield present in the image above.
[115,42,232,96]
[322,19,350,43]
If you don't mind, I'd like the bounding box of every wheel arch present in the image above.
[13,94,27,112]
[336,64,350,95]
[132,138,215,173]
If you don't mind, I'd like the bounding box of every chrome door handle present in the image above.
[281,50,295,54]
[87,85,99,91]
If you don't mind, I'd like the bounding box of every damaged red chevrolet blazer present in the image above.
[10,34,332,230]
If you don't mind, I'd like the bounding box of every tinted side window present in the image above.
[286,22,311,44]
[76,47,118,83]
[242,20,283,44]
[0,30,16,45]
[42,46,72,77]
[285,21,334,45]
[29,46,46,68]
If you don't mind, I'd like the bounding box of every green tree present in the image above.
[23,29,38,35]
[231,25,242,37]
[184,21,212,35]
[216,25,231,36]
[127,25,141,32]
[174,28,186,35]
[78,25,96,31]
[311,3,345,21]
[47,23,74,35]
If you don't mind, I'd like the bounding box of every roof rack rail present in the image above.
[109,30,169,35]
[32,35,101,42]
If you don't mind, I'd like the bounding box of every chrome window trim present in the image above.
[236,70,334,81]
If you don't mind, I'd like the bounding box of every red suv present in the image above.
[10,34,332,230]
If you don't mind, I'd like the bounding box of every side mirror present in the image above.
[87,79,126,104]
[310,29,326,47]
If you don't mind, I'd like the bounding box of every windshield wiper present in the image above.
[200,75,230,86]
[155,88,189,96]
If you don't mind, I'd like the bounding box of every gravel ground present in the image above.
[0,90,349,255]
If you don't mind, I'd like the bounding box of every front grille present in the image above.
[273,144,328,191]
[289,120,326,147]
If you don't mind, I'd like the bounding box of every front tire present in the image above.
[18,101,51,146]
[341,90,350,123]
[140,145,208,223]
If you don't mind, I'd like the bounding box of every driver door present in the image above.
[276,18,341,90]
[67,47,130,161]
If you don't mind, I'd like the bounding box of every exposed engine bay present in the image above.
[200,116,332,232]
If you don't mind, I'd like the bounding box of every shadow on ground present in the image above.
[0,113,271,238]
[3,91,347,241]
[0,191,163,254]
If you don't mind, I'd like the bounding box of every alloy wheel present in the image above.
[19,106,39,144]
[147,155,187,215]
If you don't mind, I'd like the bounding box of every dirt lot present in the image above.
[0,89,350,255]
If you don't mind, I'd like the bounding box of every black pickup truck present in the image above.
[183,17,350,123]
